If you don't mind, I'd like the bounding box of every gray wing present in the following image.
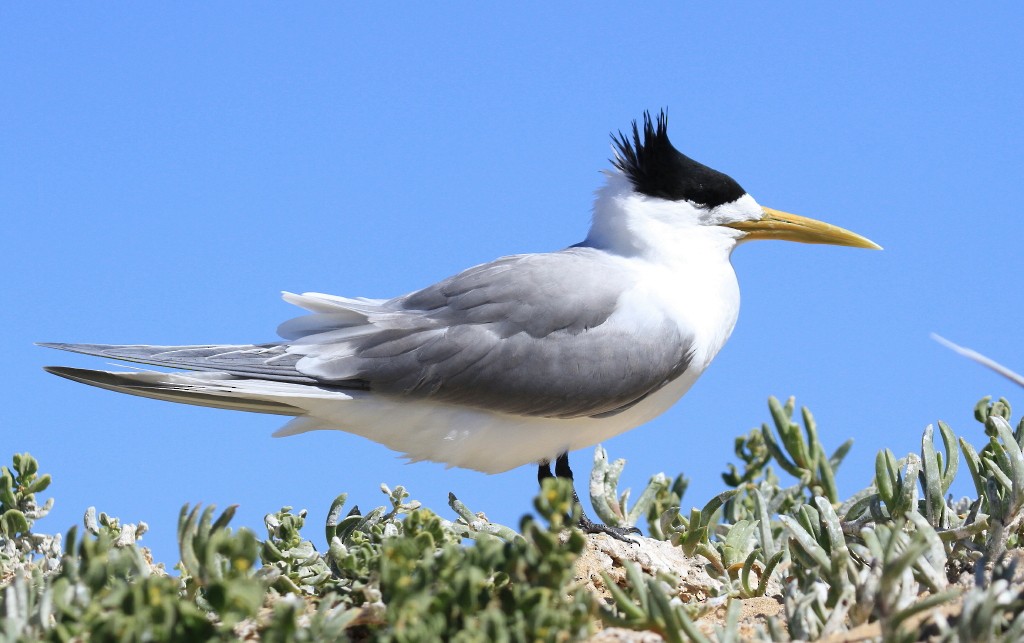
[38,343,315,384]
[290,247,694,418]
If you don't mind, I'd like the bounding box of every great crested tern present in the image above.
[42,111,879,537]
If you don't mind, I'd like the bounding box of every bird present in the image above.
[41,111,879,538]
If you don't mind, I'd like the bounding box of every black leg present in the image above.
[540,452,640,541]
[538,460,553,483]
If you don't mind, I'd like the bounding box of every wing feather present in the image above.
[38,343,316,384]
[43,248,694,420]
[286,247,694,418]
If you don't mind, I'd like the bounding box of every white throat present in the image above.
[580,172,745,376]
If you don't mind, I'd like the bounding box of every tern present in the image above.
[41,111,879,537]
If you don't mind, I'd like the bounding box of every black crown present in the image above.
[612,110,745,208]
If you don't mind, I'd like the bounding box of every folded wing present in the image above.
[42,248,695,420]
[285,247,695,418]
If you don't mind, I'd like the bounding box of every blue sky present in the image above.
[4,4,1022,566]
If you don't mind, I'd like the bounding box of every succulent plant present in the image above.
[4,392,1024,641]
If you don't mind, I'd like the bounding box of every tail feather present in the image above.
[277,292,389,340]
[44,367,305,416]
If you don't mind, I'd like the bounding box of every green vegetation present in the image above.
[3,396,1024,641]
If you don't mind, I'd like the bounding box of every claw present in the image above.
[578,514,641,542]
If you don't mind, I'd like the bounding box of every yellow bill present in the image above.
[725,207,881,249]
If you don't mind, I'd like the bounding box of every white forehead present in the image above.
[703,193,762,225]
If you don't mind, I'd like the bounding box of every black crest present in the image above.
[612,110,745,208]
